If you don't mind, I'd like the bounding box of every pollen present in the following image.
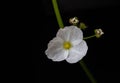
[63,41,72,50]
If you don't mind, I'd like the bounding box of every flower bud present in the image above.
[69,17,79,25]
[94,29,104,38]
[79,22,87,29]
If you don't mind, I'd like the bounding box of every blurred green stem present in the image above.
[51,0,97,83]
[52,0,64,28]
[79,60,97,83]
[84,35,96,40]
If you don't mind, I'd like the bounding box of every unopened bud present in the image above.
[69,17,79,25]
[94,29,104,38]
[79,22,87,29]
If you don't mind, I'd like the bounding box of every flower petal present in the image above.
[45,37,68,61]
[66,40,88,63]
[47,37,62,49]
[52,50,69,61]
[56,26,71,41]
[71,39,82,46]
[57,26,83,43]
[69,26,83,44]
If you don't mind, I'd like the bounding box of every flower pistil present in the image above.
[63,41,72,50]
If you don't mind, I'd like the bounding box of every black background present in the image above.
[32,0,120,83]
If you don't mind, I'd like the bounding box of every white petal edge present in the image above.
[45,37,63,59]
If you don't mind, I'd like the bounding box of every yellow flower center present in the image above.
[63,41,72,50]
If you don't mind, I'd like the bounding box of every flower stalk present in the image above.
[52,0,64,28]
[84,35,96,40]
[79,60,97,83]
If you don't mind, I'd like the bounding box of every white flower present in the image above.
[45,26,88,63]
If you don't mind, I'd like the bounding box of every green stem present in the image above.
[80,60,97,83]
[51,0,97,83]
[83,35,96,40]
[52,0,64,28]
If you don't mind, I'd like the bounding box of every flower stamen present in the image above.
[63,41,72,50]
